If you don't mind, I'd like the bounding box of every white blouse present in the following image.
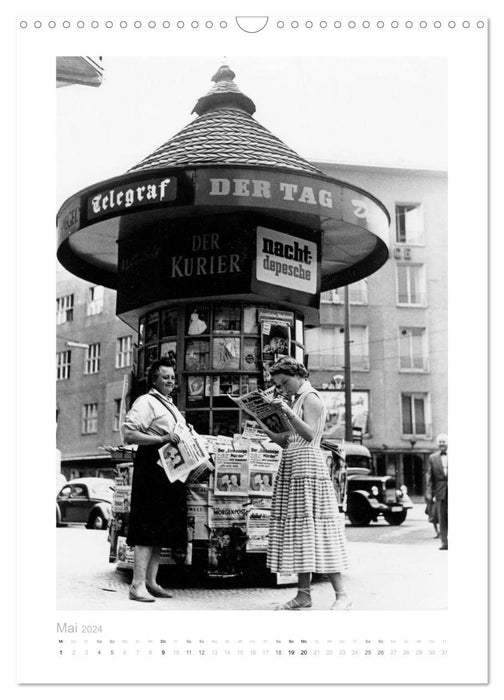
[122,389,186,438]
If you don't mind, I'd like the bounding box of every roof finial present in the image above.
[211,64,236,83]
[192,63,256,116]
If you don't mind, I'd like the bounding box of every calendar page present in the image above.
[12,0,490,687]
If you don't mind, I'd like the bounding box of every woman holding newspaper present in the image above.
[122,358,187,603]
[265,357,351,611]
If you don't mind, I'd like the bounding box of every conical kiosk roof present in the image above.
[57,64,389,314]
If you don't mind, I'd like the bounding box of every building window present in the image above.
[305,325,369,371]
[113,399,122,432]
[401,393,431,437]
[84,343,101,374]
[56,294,74,324]
[320,280,368,305]
[82,403,98,434]
[395,203,424,245]
[399,328,428,371]
[56,350,71,380]
[86,285,104,315]
[116,335,133,368]
[396,264,426,306]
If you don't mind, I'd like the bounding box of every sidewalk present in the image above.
[57,507,447,611]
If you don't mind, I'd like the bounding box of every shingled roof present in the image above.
[128,65,324,177]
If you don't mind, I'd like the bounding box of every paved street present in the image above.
[57,503,447,611]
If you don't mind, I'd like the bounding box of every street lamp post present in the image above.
[344,285,353,442]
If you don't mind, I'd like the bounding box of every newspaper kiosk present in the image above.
[57,63,389,582]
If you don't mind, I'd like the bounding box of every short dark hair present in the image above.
[147,358,175,388]
[269,356,309,378]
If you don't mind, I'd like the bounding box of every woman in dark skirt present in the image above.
[123,359,187,603]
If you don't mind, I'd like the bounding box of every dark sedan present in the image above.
[56,478,114,530]
[321,440,413,526]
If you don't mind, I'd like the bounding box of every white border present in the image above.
[7,0,495,690]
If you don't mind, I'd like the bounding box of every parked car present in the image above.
[56,478,114,530]
[321,440,413,526]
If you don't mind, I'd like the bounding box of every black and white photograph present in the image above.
[13,8,490,687]
[53,50,457,617]
[56,48,452,610]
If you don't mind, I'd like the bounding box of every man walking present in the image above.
[425,434,448,550]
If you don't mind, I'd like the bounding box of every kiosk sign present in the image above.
[86,176,177,222]
[255,226,317,294]
[196,168,335,217]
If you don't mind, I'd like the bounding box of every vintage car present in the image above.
[321,439,413,526]
[56,477,114,530]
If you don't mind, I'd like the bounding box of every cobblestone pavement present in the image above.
[57,503,447,611]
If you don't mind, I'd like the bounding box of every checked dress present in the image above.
[267,381,349,575]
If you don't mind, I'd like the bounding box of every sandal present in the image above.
[275,588,312,610]
[331,593,352,611]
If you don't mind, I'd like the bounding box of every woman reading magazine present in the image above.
[263,357,351,611]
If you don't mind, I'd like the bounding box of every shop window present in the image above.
[240,375,259,394]
[185,340,210,370]
[212,375,241,407]
[243,306,259,334]
[56,350,71,380]
[138,319,145,346]
[401,393,431,437]
[86,285,104,315]
[145,344,159,369]
[186,305,209,336]
[161,308,178,337]
[396,264,426,306]
[84,343,101,374]
[187,376,210,407]
[145,312,159,344]
[242,338,260,371]
[395,203,424,245]
[160,340,177,367]
[213,305,241,334]
[137,302,305,433]
[82,403,98,434]
[399,328,428,371]
[116,335,132,368]
[305,325,369,371]
[212,337,240,370]
[56,294,74,324]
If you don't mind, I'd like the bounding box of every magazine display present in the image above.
[229,385,292,434]
[246,506,271,551]
[213,445,249,495]
[248,440,281,494]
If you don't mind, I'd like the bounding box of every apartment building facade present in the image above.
[56,264,136,479]
[306,162,447,495]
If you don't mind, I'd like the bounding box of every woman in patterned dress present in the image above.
[265,357,351,610]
